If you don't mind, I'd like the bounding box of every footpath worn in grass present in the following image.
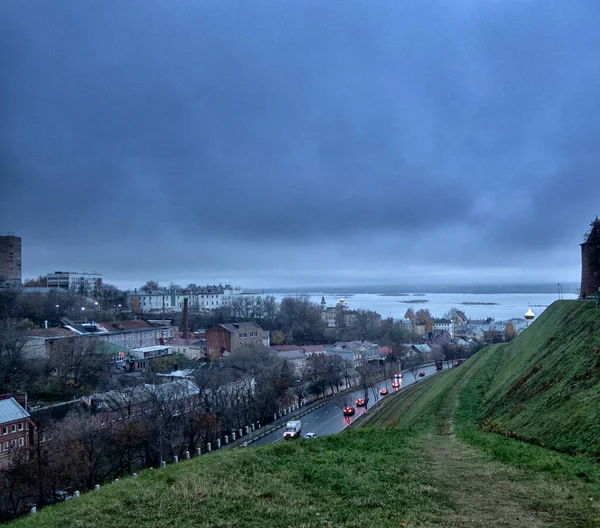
[14,300,600,527]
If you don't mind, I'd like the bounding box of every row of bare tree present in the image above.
[0,345,295,521]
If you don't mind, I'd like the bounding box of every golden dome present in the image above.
[524,307,535,320]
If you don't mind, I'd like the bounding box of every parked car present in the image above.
[418,371,426,377]
[379,388,389,396]
[304,432,317,439]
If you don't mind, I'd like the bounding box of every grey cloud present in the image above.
[1,1,600,287]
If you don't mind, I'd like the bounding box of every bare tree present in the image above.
[356,362,379,407]
[0,318,29,392]
[46,337,109,394]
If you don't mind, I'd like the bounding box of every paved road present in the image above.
[252,365,439,445]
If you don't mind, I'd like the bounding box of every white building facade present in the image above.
[127,285,240,313]
[46,271,102,297]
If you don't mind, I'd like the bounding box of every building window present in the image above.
[19,437,24,447]
[2,427,6,435]
[3,442,7,451]
[250,332,258,337]
[18,423,23,431]
[11,439,16,447]
[11,425,16,433]
[239,333,247,338]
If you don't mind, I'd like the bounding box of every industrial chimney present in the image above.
[183,298,189,340]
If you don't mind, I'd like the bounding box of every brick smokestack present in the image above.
[580,216,600,298]
[183,298,189,340]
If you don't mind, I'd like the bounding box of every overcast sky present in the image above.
[2,1,600,290]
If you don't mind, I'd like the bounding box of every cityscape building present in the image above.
[0,234,22,287]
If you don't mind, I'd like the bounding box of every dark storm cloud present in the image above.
[2,0,600,287]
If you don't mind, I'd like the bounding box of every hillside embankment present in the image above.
[12,300,600,527]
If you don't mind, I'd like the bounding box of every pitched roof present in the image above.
[271,345,302,352]
[28,328,73,338]
[333,340,376,350]
[97,320,152,331]
[276,350,306,361]
[217,322,262,333]
[302,345,327,354]
[0,397,30,423]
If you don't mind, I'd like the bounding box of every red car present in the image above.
[355,398,366,407]
[379,388,389,396]
[391,381,400,388]
[418,371,426,377]
[343,406,356,416]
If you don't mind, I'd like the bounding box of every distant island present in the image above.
[399,299,429,304]
[379,293,409,296]
[461,302,499,305]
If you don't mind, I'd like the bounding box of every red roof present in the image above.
[302,345,327,354]
[379,346,393,356]
[97,320,152,331]
[271,345,302,352]
[28,328,73,337]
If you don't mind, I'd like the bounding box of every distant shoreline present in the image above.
[399,300,429,304]
[461,302,499,306]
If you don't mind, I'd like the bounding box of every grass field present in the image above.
[13,300,600,527]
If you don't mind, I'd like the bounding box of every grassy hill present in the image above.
[12,300,600,527]
[469,300,600,457]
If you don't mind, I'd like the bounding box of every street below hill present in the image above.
[251,364,439,445]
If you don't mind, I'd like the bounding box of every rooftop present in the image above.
[0,397,30,423]
[217,322,262,333]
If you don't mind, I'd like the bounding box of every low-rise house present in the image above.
[274,349,307,376]
[83,379,201,426]
[401,343,434,362]
[302,345,327,356]
[128,345,173,371]
[326,340,380,366]
[170,338,206,360]
[433,318,453,337]
[27,319,175,361]
[451,310,469,326]
[205,322,263,360]
[0,395,33,468]
[426,329,452,346]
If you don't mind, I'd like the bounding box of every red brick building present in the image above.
[205,322,263,360]
[0,395,33,468]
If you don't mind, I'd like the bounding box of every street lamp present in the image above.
[81,307,86,312]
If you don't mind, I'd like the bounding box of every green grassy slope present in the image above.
[13,300,600,527]
[470,300,600,457]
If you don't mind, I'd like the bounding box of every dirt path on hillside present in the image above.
[420,393,591,527]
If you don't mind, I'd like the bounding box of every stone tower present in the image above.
[580,217,600,298]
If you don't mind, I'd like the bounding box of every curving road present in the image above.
[252,365,439,445]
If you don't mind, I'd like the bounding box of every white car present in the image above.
[304,432,317,439]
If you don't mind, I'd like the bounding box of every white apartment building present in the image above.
[46,271,102,297]
[127,285,240,313]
